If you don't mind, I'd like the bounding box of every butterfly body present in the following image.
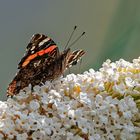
[7,34,85,96]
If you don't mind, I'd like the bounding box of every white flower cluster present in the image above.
[0,58,140,140]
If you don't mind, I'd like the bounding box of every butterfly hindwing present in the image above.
[67,50,85,68]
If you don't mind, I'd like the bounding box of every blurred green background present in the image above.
[0,0,140,100]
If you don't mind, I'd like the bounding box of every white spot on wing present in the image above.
[31,50,35,54]
[30,46,36,51]
[38,38,50,47]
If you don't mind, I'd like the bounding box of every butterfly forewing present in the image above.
[18,34,58,69]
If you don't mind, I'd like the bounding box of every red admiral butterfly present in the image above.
[7,28,85,97]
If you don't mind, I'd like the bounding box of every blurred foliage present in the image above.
[94,0,140,69]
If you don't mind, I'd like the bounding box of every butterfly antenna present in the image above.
[64,26,77,49]
[68,32,85,48]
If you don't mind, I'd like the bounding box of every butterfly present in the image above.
[7,32,85,97]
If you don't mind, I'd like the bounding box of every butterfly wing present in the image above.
[32,48,85,84]
[31,48,85,82]
[66,49,85,68]
[18,34,58,69]
[7,46,59,96]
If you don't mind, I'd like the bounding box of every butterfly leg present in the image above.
[68,68,71,74]
[79,59,82,74]
[31,85,34,92]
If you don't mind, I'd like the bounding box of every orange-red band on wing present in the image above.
[22,45,57,67]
